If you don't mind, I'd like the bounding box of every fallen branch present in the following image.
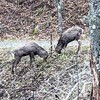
[4,89,10,100]
[73,82,92,100]
[63,82,78,100]
[65,63,77,70]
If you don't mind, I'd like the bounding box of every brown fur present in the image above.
[55,26,83,53]
[12,43,48,74]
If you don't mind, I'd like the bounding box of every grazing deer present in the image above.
[55,26,83,54]
[11,43,48,74]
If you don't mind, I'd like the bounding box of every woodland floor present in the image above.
[0,0,92,100]
[0,44,92,100]
[0,0,89,40]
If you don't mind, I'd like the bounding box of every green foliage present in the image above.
[32,25,39,35]
[60,53,67,59]
[32,28,38,35]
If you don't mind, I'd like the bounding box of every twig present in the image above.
[4,89,10,100]
[63,82,78,100]
[73,82,92,100]
[69,70,91,80]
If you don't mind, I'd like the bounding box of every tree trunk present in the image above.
[56,0,63,35]
[86,0,100,99]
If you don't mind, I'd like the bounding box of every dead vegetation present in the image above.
[0,0,89,40]
[0,0,91,100]
[0,46,92,100]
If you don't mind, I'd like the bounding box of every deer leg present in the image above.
[11,59,16,74]
[76,40,81,55]
[12,56,21,74]
[30,54,35,67]
[30,54,32,67]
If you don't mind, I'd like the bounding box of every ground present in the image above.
[0,0,92,100]
[0,0,88,40]
[0,44,92,100]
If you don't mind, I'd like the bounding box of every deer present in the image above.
[55,26,84,60]
[11,42,48,74]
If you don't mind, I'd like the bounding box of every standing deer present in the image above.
[11,43,48,74]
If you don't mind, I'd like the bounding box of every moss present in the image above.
[32,26,39,35]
